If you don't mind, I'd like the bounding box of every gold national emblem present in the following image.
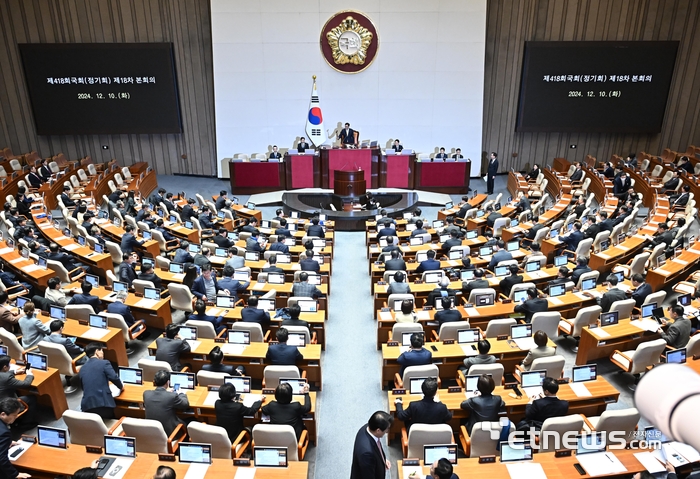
[326,16,374,66]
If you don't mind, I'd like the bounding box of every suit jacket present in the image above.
[393,145,404,152]
[241,307,271,332]
[39,164,52,180]
[672,192,690,207]
[651,231,674,248]
[525,223,544,241]
[265,343,302,365]
[296,142,309,151]
[269,241,289,254]
[517,196,531,213]
[631,282,652,307]
[300,258,320,272]
[416,259,440,275]
[396,396,453,431]
[460,394,505,434]
[269,151,282,159]
[570,169,583,182]
[583,223,601,240]
[0,307,18,332]
[487,158,499,176]
[599,219,614,232]
[180,205,196,221]
[376,227,394,239]
[245,237,265,253]
[387,282,410,295]
[571,266,592,286]
[562,230,583,251]
[48,251,77,271]
[0,371,33,399]
[514,298,549,323]
[107,301,137,327]
[215,398,263,441]
[339,128,356,145]
[463,354,496,371]
[442,237,463,254]
[600,288,627,313]
[435,153,448,159]
[0,419,18,478]
[173,248,194,264]
[218,277,249,300]
[119,261,137,286]
[664,177,680,192]
[521,346,556,370]
[212,235,233,248]
[385,258,407,271]
[61,192,76,207]
[291,282,322,298]
[350,426,386,479]
[307,225,325,238]
[396,347,432,375]
[435,309,462,327]
[281,318,310,329]
[46,333,84,358]
[603,167,615,179]
[463,279,489,297]
[499,274,523,297]
[27,172,43,188]
[661,317,692,348]
[426,288,457,308]
[120,233,143,253]
[143,387,190,436]
[155,337,191,371]
[274,228,292,238]
[188,312,224,333]
[614,176,631,195]
[488,250,513,270]
[68,293,102,312]
[486,212,502,229]
[79,357,123,411]
[261,393,311,439]
[524,396,569,427]
[138,272,163,290]
[192,275,220,300]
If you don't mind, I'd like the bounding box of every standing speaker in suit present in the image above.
[350,411,393,479]
[338,123,356,146]
[487,152,499,195]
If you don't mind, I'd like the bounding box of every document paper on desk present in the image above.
[82,327,110,340]
[633,452,665,473]
[506,462,547,479]
[183,463,209,479]
[464,308,480,316]
[21,265,41,273]
[242,393,264,408]
[461,344,479,357]
[221,344,247,355]
[592,327,611,338]
[63,243,79,251]
[134,298,159,308]
[630,319,660,332]
[9,257,24,264]
[568,382,592,397]
[379,311,393,321]
[233,468,257,479]
[416,310,431,321]
[548,297,563,306]
[186,340,201,350]
[203,390,218,407]
[513,337,536,350]
[0,248,15,256]
[402,466,422,479]
[576,451,627,476]
[8,440,33,461]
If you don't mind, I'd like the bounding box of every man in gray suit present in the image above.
[598,274,628,313]
[661,305,692,348]
[46,320,87,365]
[143,369,190,436]
[385,250,406,271]
[155,324,191,371]
[460,340,496,374]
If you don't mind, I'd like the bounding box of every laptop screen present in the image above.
[457,329,480,344]
[144,288,160,300]
[572,364,597,382]
[525,261,541,273]
[113,281,128,293]
[678,293,691,306]
[581,278,596,291]
[464,375,480,392]
[409,377,427,394]
[233,271,250,281]
[576,432,606,455]
[142,231,152,240]
[435,297,455,310]
[521,370,546,388]
[287,333,306,347]
[26,352,48,371]
[475,294,494,306]
[246,202,255,210]
[215,248,227,257]
[514,289,528,303]
[424,272,442,283]
[16,296,28,309]
[510,219,519,227]
[118,367,143,385]
[245,252,259,261]
[549,284,565,297]
[507,240,520,252]
[433,220,444,229]
[253,447,288,468]
[613,271,624,283]
[275,254,291,264]
[297,299,317,312]
[448,250,462,260]
[500,443,533,462]
[511,324,532,339]
[600,311,619,326]
[104,436,136,458]
[479,246,492,256]
[179,443,212,464]
[170,372,196,391]
[494,266,508,277]
[35,426,67,449]
[188,243,200,253]
[424,444,458,465]
[178,326,197,340]
[554,255,568,267]
[141,258,154,271]
[88,314,107,329]
[439,234,450,243]
[280,378,307,395]
[0,345,7,357]
[267,273,285,284]
[641,303,657,319]
[216,295,234,308]
[49,305,66,321]
[228,330,250,344]
[38,256,47,268]
[465,230,477,239]
[258,299,275,311]
[409,237,423,246]
[224,375,251,394]
[460,269,475,281]
[667,348,687,364]
[169,262,184,274]
[402,332,423,347]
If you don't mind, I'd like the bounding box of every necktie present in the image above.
[375,438,386,463]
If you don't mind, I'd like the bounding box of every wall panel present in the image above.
[0,0,215,176]
[483,0,700,175]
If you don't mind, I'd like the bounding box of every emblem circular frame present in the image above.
[320,10,380,74]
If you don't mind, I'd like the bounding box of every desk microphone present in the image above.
[354,163,360,171]
[340,163,348,170]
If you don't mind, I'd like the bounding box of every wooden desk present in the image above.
[98,221,161,260]
[647,239,700,292]
[14,447,308,478]
[114,384,318,444]
[16,367,68,419]
[0,242,55,288]
[576,317,662,365]
[386,376,619,439]
[413,160,471,194]
[437,194,489,221]
[147,340,323,389]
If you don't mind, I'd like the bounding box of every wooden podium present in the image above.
[334,169,365,197]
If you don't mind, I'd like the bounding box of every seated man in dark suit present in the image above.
[434,297,462,327]
[217,265,249,301]
[307,217,325,238]
[521,215,543,246]
[198,206,215,229]
[60,185,76,208]
[571,256,592,285]
[269,145,282,160]
[262,255,285,274]
[396,333,432,375]
[381,236,401,256]
[188,299,225,334]
[68,281,102,312]
[212,228,233,248]
[679,155,694,174]
[452,148,463,159]
[376,220,395,239]
[106,291,139,328]
[559,221,583,254]
[514,287,548,323]
[602,161,615,178]
[274,218,293,238]
[296,137,309,152]
[461,340,497,373]
[487,240,513,271]
[240,218,260,234]
[648,222,674,249]
[435,147,448,159]
[262,382,311,440]
[410,220,428,238]
[173,241,195,264]
[120,224,144,254]
[180,198,197,222]
[582,216,602,241]
[427,458,459,479]
[598,211,614,232]
[463,269,489,297]
[155,324,191,371]
[300,250,321,272]
[426,277,457,308]
[265,328,303,365]
[281,304,309,329]
[630,273,652,308]
[215,191,229,211]
[143,369,190,436]
[385,249,407,272]
[46,320,87,364]
[669,184,691,208]
[269,238,290,254]
[163,192,177,212]
[241,296,271,332]
[517,377,569,432]
[441,230,462,255]
[138,262,163,290]
[570,163,583,182]
[415,249,440,274]
[485,205,502,229]
[499,264,523,297]
[394,377,452,431]
[0,355,35,423]
[47,242,79,272]
[292,272,323,298]
[598,274,628,313]
[245,231,266,254]
[203,346,244,376]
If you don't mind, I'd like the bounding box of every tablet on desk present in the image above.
[641,303,657,319]
[525,261,541,273]
[178,443,212,464]
[554,255,568,267]
[49,305,66,321]
[409,377,428,395]
[572,364,597,382]
[15,296,28,310]
[169,262,184,274]
[457,329,480,344]
[118,367,143,385]
[576,432,606,455]
[507,240,520,252]
[178,326,198,341]
[170,372,195,391]
[448,250,463,260]
[26,352,48,371]
[409,237,423,246]
[254,447,288,468]
[600,311,619,326]
[233,270,250,281]
[228,330,250,345]
[37,426,68,448]
[549,283,565,297]
[494,266,508,277]
[257,299,275,311]
[286,333,306,347]
[279,377,307,395]
[85,274,100,288]
[37,256,47,269]
[500,442,533,462]
[475,293,494,306]
[224,375,251,394]
[465,230,478,240]
[511,323,532,339]
[104,436,136,458]
[297,299,317,312]
[424,272,442,283]
[216,295,234,308]
[479,246,492,256]
[667,348,687,364]
[144,287,160,300]
[112,281,128,293]
[424,444,458,464]
[89,314,107,329]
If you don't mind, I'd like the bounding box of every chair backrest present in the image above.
[231,322,264,342]
[155,256,171,270]
[467,363,504,385]
[121,417,169,453]
[576,270,599,289]
[575,238,594,259]
[640,159,650,171]
[468,288,496,304]
[62,410,109,446]
[392,323,423,339]
[484,318,517,338]
[99,312,130,342]
[492,217,509,236]
[406,424,454,458]
[137,358,173,382]
[106,270,119,286]
[387,294,415,311]
[630,338,667,374]
[169,284,194,313]
[283,325,312,345]
[37,341,75,376]
[570,305,602,338]
[650,164,663,177]
[609,298,636,319]
[105,241,124,265]
[438,321,471,341]
[252,424,300,461]
[132,279,155,295]
[592,230,610,251]
[529,355,565,379]
[65,304,95,322]
[687,334,700,358]
[0,328,25,359]
[187,422,233,459]
[647,242,667,268]
[509,282,535,300]
[540,415,585,452]
[593,408,640,444]
[263,366,300,389]
[185,319,218,339]
[530,312,561,339]
[401,364,439,386]
[532,226,549,245]
[468,421,512,457]
[196,370,228,387]
[627,252,650,277]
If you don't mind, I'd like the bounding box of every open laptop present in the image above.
[286,332,306,347]
[169,262,184,274]
[228,330,251,345]
[641,302,657,319]
[479,246,492,256]
[15,296,28,309]
[178,326,198,341]
[460,269,475,281]
[224,375,251,395]
[572,364,597,382]
[549,283,566,297]
[465,230,478,240]
[118,367,143,385]
[448,249,463,260]
[576,432,606,455]
[475,293,494,306]
[510,324,535,350]
[88,314,108,329]
[435,297,455,310]
[500,442,533,462]
[233,270,250,281]
[507,240,520,252]
[245,251,259,261]
[494,266,509,277]
[554,255,568,267]
[409,237,424,246]
[216,295,234,308]
[37,426,68,448]
[581,278,597,291]
[96,435,136,475]
[600,311,619,327]
[525,261,541,273]
[253,447,288,468]
[144,287,160,300]
[25,352,48,371]
[170,372,196,392]
[424,444,458,465]
[463,374,481,398]
[258,299,275,311]
[267,273,285,284]
[178,443,212,464]
[520,370,546,398]
[457,329,480,345]
[297,299,317,312]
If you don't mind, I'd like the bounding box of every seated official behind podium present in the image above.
[396,333,432,375]
[269,145,282,160]
[144,369,190,436]
[460,374,505,434]
[262,382,311,440]
[435,147,448,160]
[297,137,310,152]
[338,123,356,146]
[452,148,463,159]
[266,328,303,365]
[215,381,262,442]
[392,139,403,152]
[395,377,452,431]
